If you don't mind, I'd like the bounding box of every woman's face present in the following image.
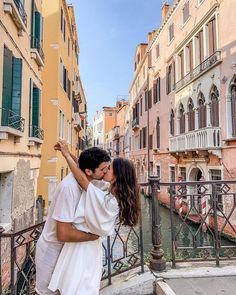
[103,163,115,183]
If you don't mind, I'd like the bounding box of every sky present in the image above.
[67,0,166,124]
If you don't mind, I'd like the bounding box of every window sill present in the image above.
[0,126,24,139]
[28,137,43,146]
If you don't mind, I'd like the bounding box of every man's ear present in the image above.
[84,168,93,177]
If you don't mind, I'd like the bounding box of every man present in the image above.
[35,147,111,295]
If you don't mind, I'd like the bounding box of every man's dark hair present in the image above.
[78,147,111,172]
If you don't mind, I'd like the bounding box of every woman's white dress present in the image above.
[48,182,119,295]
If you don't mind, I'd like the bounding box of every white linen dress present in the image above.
[48,182,119,295]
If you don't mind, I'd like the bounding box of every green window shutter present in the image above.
[32,87,40,129]
[34,11,41,48]
[1,47,13,126]
[11,57,22,115]
[29,79,32,135]
[31,0,35,47]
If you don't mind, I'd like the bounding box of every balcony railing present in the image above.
[13,0,27,25]
[29,125,44,140]
[132,117,139,130]
[1,108,25,132]
[175,51,221,92]
[169,127,221,153]
[31,37,45,63]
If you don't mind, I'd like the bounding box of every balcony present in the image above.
[175,51,222,92]
[113,126,120,140]
[4,0,27,35]
[132,117,139,130]
[73,112,82,131]
[28,125,44,145]
[31,37,45,67]
[169,127,221,154]
[0,108,25,139]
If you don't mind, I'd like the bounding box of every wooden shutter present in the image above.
[157,77,161,102]
[188,41,193,71]
[32,87,40,128]
[148,89,152,109]
[156,118,160,148]
[1,47,13,126]
[31,0,35,47]
[199,30,204,63]
[232,86,236,137]
[11,57,22,117]
[35,11,41,46]
[153,80,157,104]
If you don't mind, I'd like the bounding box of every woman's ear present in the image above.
[84,168,92,177]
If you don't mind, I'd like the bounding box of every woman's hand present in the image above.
[57,140,71,159]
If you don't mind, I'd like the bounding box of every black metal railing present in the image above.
[1,108,25,132]
[0,222,45,295]
[144,177,236,270]
[0,221,143,292]
[175,51,221,91]
[13,0,27,25]
[31,37,45,62]
[29,125,44,140]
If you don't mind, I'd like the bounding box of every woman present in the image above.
[48,140,140,295]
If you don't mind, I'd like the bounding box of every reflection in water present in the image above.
[141,196,235,259]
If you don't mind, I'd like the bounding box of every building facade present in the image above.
[0,0,44,232]
[37,0,86,206]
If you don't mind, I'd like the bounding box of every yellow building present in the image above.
[38,1,86,206]
[0,0,44,231]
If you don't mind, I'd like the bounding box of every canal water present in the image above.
[141,195,236,259]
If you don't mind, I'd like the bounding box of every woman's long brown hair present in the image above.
[110,158,140,226]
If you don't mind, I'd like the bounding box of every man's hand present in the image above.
[56,221,99,242]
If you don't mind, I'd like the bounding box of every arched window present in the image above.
[156,117,160,148]
[179,104,185,134]
[210,85,219,127]
[198,92,206,128]
[170,109,174,136]
[231,84,236,137]
[188,98,195,131]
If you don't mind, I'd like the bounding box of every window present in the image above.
[169,23,174,42]
[68,38,70,56]
[179,104,185,134]
[178,50,184,80]
[59,110,64,139]
[140,97,143,116]
[170,166,176,182]
[156,44,160,59]
[156,117,160,149]
[153,77,160,103]
[142,127,147,148]
[188,98,195,131]
[210,85,219,127]
[148,90,152,109]
[166,61,175,94]
[170,109,175,136]
[156,166,161,178]
[231,83,236,137]
[186,41,193,73]
[31,3,43,52]
[182,1,190,24]
[139,129,142,149]
[145,90,148,111]
[198,92,206,128]
[196,30,204,65]
[67,120,71,144]
[208,17,216,56]
[1,46,23,131]
[180,167,186,181]
[29,79,41,138]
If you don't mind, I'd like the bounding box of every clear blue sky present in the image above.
[68,0,167,123]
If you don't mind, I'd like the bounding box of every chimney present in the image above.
[162,1,169,21]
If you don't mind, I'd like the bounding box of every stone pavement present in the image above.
[100,262,236,295]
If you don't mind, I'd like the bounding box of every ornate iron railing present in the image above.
[175,51,221,91]
[31,37,45,62]
[0,222,45,295]
[1,108,25,132]
[29,125,44,140]
[146,177,236,270]
[0,221,144,292]
[13,0,27,25]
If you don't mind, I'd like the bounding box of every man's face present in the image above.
[89,161,111,180]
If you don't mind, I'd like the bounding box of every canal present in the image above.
[141,195,235,259]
